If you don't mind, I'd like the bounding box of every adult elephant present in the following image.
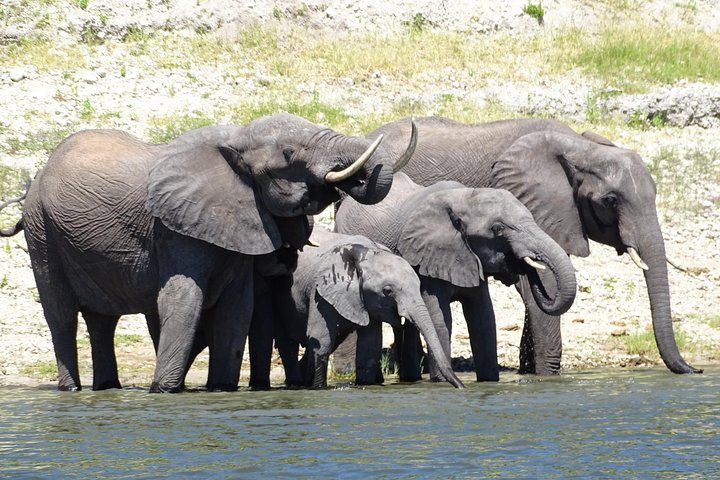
[367,116,700,375]
[3,112,416,392]
[248,227,464,389]
[335,173,577,382]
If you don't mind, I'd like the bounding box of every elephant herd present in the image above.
[0,112,701,393]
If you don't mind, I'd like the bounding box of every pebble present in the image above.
[9,67,26,82]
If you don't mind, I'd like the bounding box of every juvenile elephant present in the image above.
[249,227,464,389]
[335,173,577,382]
[366,116,700,375]
[2,113,416,392]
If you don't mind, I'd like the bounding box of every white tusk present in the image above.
[392,118,418,173]
[523,256,546,270]
[400,316,406,326]
[627,247,649,271]
[325,134,384,183]
[306,239,320,248]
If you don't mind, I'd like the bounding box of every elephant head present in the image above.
[314,239,464,388]
[146,113,417,256]
[396,184,577,316]
[491,130,701,374]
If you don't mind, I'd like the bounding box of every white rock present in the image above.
[9,67,26,82]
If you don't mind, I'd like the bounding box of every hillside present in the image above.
[1,0,719,386]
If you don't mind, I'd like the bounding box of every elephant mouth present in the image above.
[289,187,341,216]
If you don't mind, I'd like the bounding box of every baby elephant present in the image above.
[251,228,464,389]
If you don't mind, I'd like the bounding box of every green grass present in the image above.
[115,333,145,345]
[4,124,78,158]
[554,22,720,92]
[686,313,720,329]
[0,37,86,71]
[622,329,688,357]
[22,360,57,380]
[522,2,545,22]
[146,112,216,144]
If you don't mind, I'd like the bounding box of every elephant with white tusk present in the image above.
[365,116,701,375]
[0,112,418,392]
[335,173,577,382]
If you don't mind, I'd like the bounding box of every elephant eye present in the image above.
[492,223,505,236]
[448,209,464,231]
[382,285,393,297]
[282,148,295,162]
[601,194,618,209]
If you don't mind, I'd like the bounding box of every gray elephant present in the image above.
[335,173,577,382]
[1,112,416,392]
[365,116,700,375]
[249,227,464,389]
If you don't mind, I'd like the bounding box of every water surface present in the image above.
[1,367,718,479]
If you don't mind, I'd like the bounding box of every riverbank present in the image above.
[1,0,719,387]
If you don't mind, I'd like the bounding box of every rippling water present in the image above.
[1,367,718,479]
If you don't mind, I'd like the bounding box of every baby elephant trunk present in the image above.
[403,302,465,389]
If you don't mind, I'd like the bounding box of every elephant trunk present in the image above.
[512,226,577,316]
[402,301,465,389]
[333,163,394,206]
[635,223,701,374]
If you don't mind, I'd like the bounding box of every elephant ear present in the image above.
[315,243,370,327]
[397,189,483,288]
[492,131,590,257]
[147,143,281,255]
[581,130,617,147]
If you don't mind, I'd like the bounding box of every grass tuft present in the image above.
[146,113,216,144]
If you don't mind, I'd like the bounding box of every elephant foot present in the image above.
[57,384,81,392]
[474,371,500,382]
[93,380,123,391]
[206,382,239,392]
[149,381,184,393]
[248,379,271,390]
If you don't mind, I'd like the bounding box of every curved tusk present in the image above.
[306,239,320,248]
[392,118,418,173]
[325,134,384,183]
[523,256,546,271]
[627,247,649,271]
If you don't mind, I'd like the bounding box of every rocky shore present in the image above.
[1,0,718,387]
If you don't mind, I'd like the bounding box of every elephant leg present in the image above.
[330,331,357,378]
[420,279,454,382]
[145,312,160,354]
[248,289,274,389]
[205,264,254,392]
[355,323,384,385]
[304,300,337,388]
[392,324,423,382]
[151,274,205,393]
[276,332,303,387]
[516,276,562,375]
[460,286,499,382]
[28,237,82,391]
[83,312,122,390]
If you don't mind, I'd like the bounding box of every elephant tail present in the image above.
[0,179,30,237]
[0,218,23,237]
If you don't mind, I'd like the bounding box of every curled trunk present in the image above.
[512,228,577,316]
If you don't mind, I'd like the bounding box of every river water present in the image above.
[1,367,718,479]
